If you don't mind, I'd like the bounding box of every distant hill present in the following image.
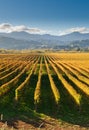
[59,32,89,41]
[0,36,41,49]
[0,31,89,50]
[0,31,89,41]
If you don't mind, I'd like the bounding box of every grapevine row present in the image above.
[34,57,42,106]
[44,57,60,104]
[51,59,89,97]
[47,56,81,105]
[15,57,40,101]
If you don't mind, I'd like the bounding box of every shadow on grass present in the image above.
[0,75,89,129]
[52,75,89,128]
[0,105,45,129]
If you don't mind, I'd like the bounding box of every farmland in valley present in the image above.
[0,52,89,129]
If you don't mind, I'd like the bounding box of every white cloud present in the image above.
[0,23,12,29]
[0,23,47,34]
[0,23,12,33]
[0,23,89,36]
[59,27,89,36]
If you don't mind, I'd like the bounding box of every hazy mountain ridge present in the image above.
[0,31,89,50]
[1,31,89,41]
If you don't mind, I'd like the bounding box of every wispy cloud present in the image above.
[59,27,89,35]
[0,23,89,36]
[0,23,47,34]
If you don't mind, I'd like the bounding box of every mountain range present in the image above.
[0,31,89,50]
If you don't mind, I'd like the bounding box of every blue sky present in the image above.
[0,0,89,35]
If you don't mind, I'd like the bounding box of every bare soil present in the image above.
[0,118,89,130]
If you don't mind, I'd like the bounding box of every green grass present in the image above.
[33,63,56,75]
[0,70,89,129]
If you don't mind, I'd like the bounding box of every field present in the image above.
[0,52,89,129]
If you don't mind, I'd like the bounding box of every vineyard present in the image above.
[0,52,89,129]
